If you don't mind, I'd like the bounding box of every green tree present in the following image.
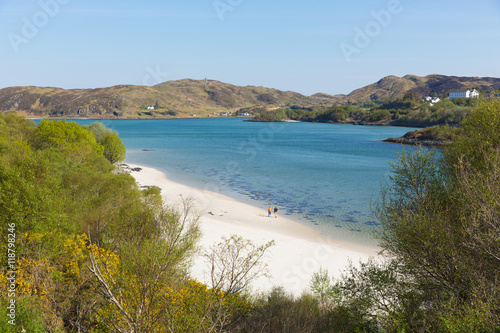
[237,287,320,333]
[444,99,500,169]
[32,120,104,164]
[101,133,126,164]
[377,99,500,330]
[84,121,126,164]
[84,121,115,142]
[309,268,341,311]
[0,113,36,143]
[0,141,68,236]
[87,199,201,332]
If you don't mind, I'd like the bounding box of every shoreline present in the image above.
[29,116,436,129]
[125,163,380,295]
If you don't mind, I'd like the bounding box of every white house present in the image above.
[449,89,479,100]
[424,96,441,106]
[147,105,155,110]
[238,112,251,116]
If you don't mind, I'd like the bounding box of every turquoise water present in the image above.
[70,118,420,245]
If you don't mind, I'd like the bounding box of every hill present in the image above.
[345,74,500,103]
[249,74,500,127]
[0,79,339,118]
[2,74,500,118]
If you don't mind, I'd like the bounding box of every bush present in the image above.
[101,133,126,164]
[377,100,500,331]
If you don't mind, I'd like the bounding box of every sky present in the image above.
[1,0,500,96]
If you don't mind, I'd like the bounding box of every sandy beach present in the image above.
[126,163,380,295]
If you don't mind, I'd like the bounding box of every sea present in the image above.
[66,118,421,246]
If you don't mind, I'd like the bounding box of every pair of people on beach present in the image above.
[268,206,278,218]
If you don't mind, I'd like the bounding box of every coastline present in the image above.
[125,162,380,295]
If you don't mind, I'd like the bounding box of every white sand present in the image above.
[126,163,380,295]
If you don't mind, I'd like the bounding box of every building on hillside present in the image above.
[449,89,479,100]
[424,96,441,106]
[147,105,155,110]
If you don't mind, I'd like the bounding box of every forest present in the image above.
[1,99,499,332]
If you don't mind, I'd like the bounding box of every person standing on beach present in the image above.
[274,206,279,218]
[268,206,272,217]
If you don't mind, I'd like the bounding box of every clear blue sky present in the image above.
[1,0,500,95]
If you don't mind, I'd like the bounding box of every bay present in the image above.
[68,118,420,246]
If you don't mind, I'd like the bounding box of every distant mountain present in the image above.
[0,79,338,118]
[346,74,500,103]
[2,75,500,118]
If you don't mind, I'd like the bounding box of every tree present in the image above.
[101,133,126,164]
[376,99,500,330]
[334,259,424,332]
[83,121,126,164]
[309,268,341,311]
[444,98,500,170]
[1,116,206,331]
[86,199,201,332]
[0,140,68,235]
[32,120,104,164]
[204,235,274,295]
[201,235,274,331]
[0,113,36,143]
[84,121,116,142]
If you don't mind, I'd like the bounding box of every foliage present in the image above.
[0,146,71,237]
[444,99,500,169]
[0,232,107,332]
[85,122,126,164]
[237,287,323,333]
[3,106,500,332]
[309,268,341,310]
[204,235,274,295]
[249,109,288,121]
[404,124,458,142]
[84,122,116,142]
[335,259,426,332]
[0,115,248,332]
[378,97,421,111]
[33,120,104,164]
[100,134,126,164]
[161,278,251,333]
[87,200,201,332]
[0,113,36,143]
[251,95,477,127]
[0,296,48,332]
[376,99,500,331]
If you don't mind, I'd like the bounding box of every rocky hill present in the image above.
[0,79,339,118]
[346,74,500,103]
[2,74,500,118]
